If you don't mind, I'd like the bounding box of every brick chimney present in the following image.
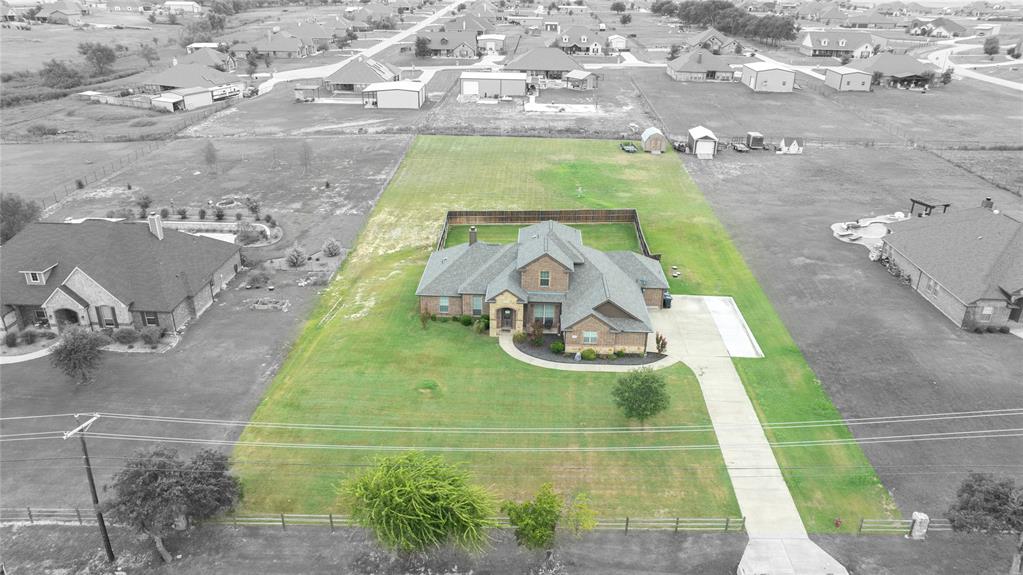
[469,225,478,245]
[697,52,702,63]
[981,197,994,210]
[147,212,164,240]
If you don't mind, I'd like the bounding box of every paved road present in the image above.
[257,0,464,94]
[652,296,849,575]
[924,36,1023,92]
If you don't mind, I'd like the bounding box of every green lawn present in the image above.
[444,223,641,252]
[236,136,895,529]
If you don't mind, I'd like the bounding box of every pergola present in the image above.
[909,197,951,216]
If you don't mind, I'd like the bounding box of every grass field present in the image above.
[235,136,895,530]
[444,223,641,251]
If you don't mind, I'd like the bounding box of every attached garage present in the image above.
[459,71,527,98]
[361,81,426,109]
[687,126,719,159]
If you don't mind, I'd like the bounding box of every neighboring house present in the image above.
[641,127,669,153]
[418,31,478,58]
[824,66,872,91]
[281,21,334,50]
[848,53,936,85]
[777,136,804,154]
[361,80,426,109]
[232,33,310,59]
[415,221,669,354]
[687,125,718,159]
[798,31,875,58]
[842,11,899,28]
[323,56,399,92]
[741,61,795,92]
[557,25,604,55]
[175,47,236,71]
[564,69,597,90]
[162,0,200,13]
[142,63,242,93]
[44,8,84,24]
[907,17,966,37]
[505,47,582,81]
[881,206,1023,330]
[459,71,527,98]
[0,216,240,335]
[689,27,741,53]
[666,49,735,81]
[443,13,494,34]
[107,0,143,10]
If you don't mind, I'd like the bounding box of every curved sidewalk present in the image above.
[0,347,52,365]
[497,333,678,372]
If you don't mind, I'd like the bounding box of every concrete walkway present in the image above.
[650,296,849,575]
[0,347,52,365]
[497,332,678,372]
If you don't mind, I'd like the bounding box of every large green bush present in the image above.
[112,327,139,344]
[140,326,164,345]
[4,332,18,348]
[550,341,565,354]
[580,349,597,361]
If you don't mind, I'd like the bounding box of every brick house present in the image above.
[0,215,240,335]
[415,221,669,354]
[881,206,1022,331]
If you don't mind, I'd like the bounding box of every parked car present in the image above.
[732,143,750,153]
[672,141,687,153]
[620,142,638,153]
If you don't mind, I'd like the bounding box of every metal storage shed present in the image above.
[687,126,718,159]
[641,127,669,154]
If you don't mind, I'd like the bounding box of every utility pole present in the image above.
[64,414,115,563]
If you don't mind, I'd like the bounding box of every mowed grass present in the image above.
[236,136,894,529]
[444,223,640,251]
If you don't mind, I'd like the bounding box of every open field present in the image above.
[0,141,142,203]
[444,223,641,251]
[932,148,1023,195]
[684,147,1023,514]
[235,136,892,529]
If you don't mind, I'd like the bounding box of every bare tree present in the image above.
[299,140,313,174]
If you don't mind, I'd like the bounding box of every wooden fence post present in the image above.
[725,517,730,532]
[26,507,32,524]
[624,517,629,535]
[674,518,679,534]
[858,518,864,535]
[329,513,334,533]
[76,507,82,525]
[280,513,286,531]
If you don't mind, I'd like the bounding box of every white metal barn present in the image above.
[361,81,426,109]
[824,66,871,92]
[741,62,795,93]
[687,126,719,159]
[459,71,527,98]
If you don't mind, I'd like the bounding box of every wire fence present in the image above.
[33,140,167,210]
[0,507,746,534]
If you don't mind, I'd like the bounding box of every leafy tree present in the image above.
[167,12,178,25]
[206,11,227,32]
[871,70,884,86]
[136,194,153,212]
[78,42,117,75]
[612,368,670,425]
[148,12,156,23]
[984,35,999,59]
[940,68,953,85]
[105,448,241,563]
[945,473,1022,573]
[38,59,83,89]
[50,327,107,384]
[0,193,42,244]
[244,196,261,218]
[610,1,626,12]
[322,237,342,257]
[286,243,306,267]
[245,48,260,76]
[176,207,189,219]
[179,18,214,47]
[502,483,562,551]
[415,35,430,57]
[263,52,272,68]
[203,141,218,173]
[669,43,681,59]
[140,44,160,67]
[620,13,632,24]
[299,140,313,173]
[343,452,495,554]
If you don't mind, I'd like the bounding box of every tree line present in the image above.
[652,0,798,46]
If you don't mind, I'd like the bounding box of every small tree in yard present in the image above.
[322,237,342,257]
[78,42,117,75]
[343,452,495,555]
[984,36,1000,60]
[946,473,1023,574]
[419,309,431,330]
[214,206,226,220]
[669,43,681,59]
[871,70,884,86]
[198,208,207,220]
[415,36,430,58]
[620,13,632,24]
[50,327,106,384]
[655,332,668,354]
[140,44,160,67]
[105,448,241,563]
[612,368,669,426]
[136,194,153,212]
[39,59,83,89]
[941,68,953,85]
[203,141,218,174]
[244,197,261,219]
[299,140,313,174]
[528,319,544,346]
[611,1,626,12]
[503,484,596,569]
[176,207,188,219]
[286,243,306,267]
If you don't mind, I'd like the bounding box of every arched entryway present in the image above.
[54,308,81,330]
[498,307,515,331]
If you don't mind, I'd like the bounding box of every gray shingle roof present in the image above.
[884,208,1023,303]
[505,47,581,72]
[416,221,668,333]
[1,220,239,312]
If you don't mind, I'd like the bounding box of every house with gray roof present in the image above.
[323,56,400,92]
[416,221,669,353]
[881,204,1023,330]
[0,215,240,335]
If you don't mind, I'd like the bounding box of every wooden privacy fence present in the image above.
[438,209,658,260]
[858,517,953,535]
[0,508,744,534]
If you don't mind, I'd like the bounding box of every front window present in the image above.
[29,272,40,283]
[143,312,159,326]
[439,296,449,314]
[979,306,994,322]
[583,331,598,344]
[472,295,483,316]
[539,271,550,287]
[533,303,555,329]
[98,305,117,327]
[34,309,48,323]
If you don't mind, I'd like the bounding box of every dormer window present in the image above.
[29,272,40,283]
[821,39,829,46]
[839,39,846,46]
[581,35,587,42]
[539,270,551,287]
[562,35,568,42]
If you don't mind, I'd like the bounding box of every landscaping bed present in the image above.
[513,333,665,366]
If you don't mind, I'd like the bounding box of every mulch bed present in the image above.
[513,333,666,366]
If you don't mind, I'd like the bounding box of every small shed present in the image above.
[293,84,320,101]
[361,81,426,109]
[745,131,764,149]
[824,66,871,92]
[777,137,804,154]
[641,127,669,154]
[565,69,597,91]
[687,126,718,159]
[741,62,795,93]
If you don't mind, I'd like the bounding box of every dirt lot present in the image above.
[1,524,1017,575]
[683,147,1023,515]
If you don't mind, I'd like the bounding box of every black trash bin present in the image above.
[662,293,672,309]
